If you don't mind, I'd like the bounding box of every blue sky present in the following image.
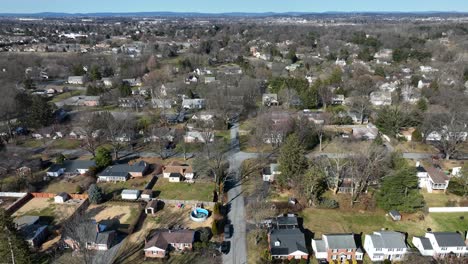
[2,0,468,13]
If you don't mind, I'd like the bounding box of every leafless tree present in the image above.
[348,145,389,206]
[99,112,135,160]
[428,111,468,160]
[349,96,372,124]
[77,113,104,157]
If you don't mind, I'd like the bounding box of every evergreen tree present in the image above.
[278,134,308,188]
[0,209,31,264]
[89,65,101,81]
[377,159,424,213]
[88,184,103,204]
[95,147,112,169]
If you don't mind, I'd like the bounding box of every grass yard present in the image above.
[247,229,269,264]
[300,208,468,238]
[17,139,45,148]
[51,90,84,103]
[422,191,468,207]
[13,198,81,224]
[309,138,372,154]
[395,141,438,153]
[98,177,150,194]
[153,178,215,202]
[49,138,81,149]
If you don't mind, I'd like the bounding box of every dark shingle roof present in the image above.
[145,229,195,250]
[415,236,433,250]
[98,161,147,177]
[48,160,96,173]
[426,166,449,184]
[431,232,466,247]
[269,228,307,256]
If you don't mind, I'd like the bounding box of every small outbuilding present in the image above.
[54,192,70,203]
[141,189,153,200]
[145,200,160,215]
[389,210,401,221]
[121,189,141,200]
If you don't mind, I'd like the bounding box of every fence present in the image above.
[428,207,468,213]
[30,192,88,199]
[6,193,33,215]
[158,199,215,207]
[0,192,28,198]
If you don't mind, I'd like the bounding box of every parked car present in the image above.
[220,241,230,254]
[224,224,232,239]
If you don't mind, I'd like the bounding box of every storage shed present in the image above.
[121,189,141,200]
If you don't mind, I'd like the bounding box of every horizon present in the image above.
[2,0,468,14]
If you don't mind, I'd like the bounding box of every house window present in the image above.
[375,248,382,252]
[441,247,447,251]
[347,255,352,259]
[332,255,337,260]
[347,249,353,252]
[388,248,394,252]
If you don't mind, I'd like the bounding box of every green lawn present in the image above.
[51,90,84,103]
[98,177,150,194]
[43,179,79,194]
[153,178,215,201]
[49,139,81,149]
[18,139,44,148]
[422,192,467,207]
[301,208,468,238]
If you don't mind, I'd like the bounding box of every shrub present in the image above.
[88,184,103,204]
[75,185,83,194]
[317,198,339,209]
[211,220,219,236]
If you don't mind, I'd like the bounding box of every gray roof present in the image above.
[277,216,298,227]
[20,224,48,241]
[415,236,433,250]
[313,239,327,253]
[324,234,357,249]
[48,160,96,173]
[14,215,40,229]
[369,231,407,249]
[431,232,466,247]
[269,228,307,256]
[98,161,147,177]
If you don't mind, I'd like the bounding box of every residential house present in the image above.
[121,189,141,200]
[274,214,299,229]
[337,177,354,193]
[370,91,392,106]
[185,75,198,84]
[262,93,279,107]
[131,86,150,96]
[300,110,327,125]
[14,215,48,248]
[399,127,416,141]
[312,234,363,262]
[184,131,214,143]
[348,111,369,124]
[67,76,86,85]
[152,99,175,109]
[204,76,216,84]
[101,77,113,87]
[162,161,194,182]
[141,189,154,200]
[364,231,409,262]
[47,160,96,177]
[331,94,345,105]
[118,96,146,108]
[64,221,116,251]
[182,98,205,109]
[122,78,142,87]
[191,111,216,122]
[419,165,450,193]
[413,232,467,259]
[352,124,379,140]
[54,192,70,203]
[268,228,308,260]
[144,229,195,258]
[98,161,149,182]
[218,64,242,75]
[76,96,100,107]
[262,163,280,182]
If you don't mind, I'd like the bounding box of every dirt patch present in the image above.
[88,204,133,223]
[12,198,80,223]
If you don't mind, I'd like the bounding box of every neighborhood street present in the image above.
[223,122,257,264]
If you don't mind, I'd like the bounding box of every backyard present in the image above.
[12,198,82,224]
[153,178,215,202]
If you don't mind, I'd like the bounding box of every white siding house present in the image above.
[364,231,408,262]
[415,232,468,259]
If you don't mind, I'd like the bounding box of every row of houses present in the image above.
[267,215,468,262]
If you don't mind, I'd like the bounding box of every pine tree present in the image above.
[278,134,308,188]
[95,147,112,169]
[0,209,32,264]
[88,184,103,204]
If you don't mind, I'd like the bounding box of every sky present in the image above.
[2,0,468,14]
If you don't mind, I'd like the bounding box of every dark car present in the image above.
[224,224,232,239]
[220,241,230,254]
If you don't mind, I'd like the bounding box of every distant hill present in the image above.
[0,11,467,18]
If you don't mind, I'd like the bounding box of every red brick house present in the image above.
[144,229,195,258]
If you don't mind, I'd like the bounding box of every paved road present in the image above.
[223,122,258,264]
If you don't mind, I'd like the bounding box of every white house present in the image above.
[67,76,85,85]
[184,131,214,143]
[416,164,450,193]
[121,189,141,200]
[182,98,205,109]
[413,232,467,259]
[262,164,281,182]
[101,78,113,87]
[370,91,392,106]
[364,231,408,262]
[162,161,194,182]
